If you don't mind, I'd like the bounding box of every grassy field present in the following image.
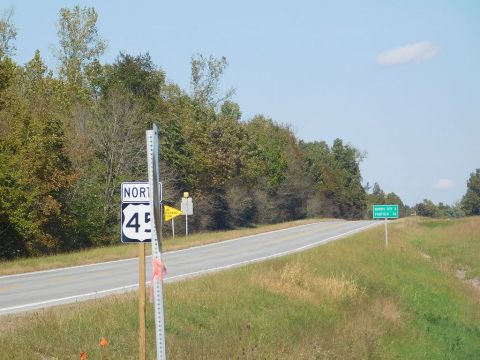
[1,217,479,359]
[0,218,323,276]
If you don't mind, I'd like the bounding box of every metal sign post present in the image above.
[181,193,193,237]
[147,125,167,360]
[384,218,388,248]
[373,204,399,248]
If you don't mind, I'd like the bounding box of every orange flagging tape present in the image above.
[149,257,167,302]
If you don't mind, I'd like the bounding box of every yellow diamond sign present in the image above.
[164,205,183,221]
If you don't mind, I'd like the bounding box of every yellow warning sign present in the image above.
[164,205,183,221]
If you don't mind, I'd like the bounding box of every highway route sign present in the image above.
[121,203,151,242]
[122,182,162,203]
[373,204,399,219]
[121,182,162,243]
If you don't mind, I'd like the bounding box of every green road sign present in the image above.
[373,204,399,219]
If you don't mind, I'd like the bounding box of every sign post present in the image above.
[121,182,160,360]
[146,124,167,360]
[121,181,165,360]
[181,193,193,237]
[384,218,388,247]
[373,204,399,248]
[164,205,183,239]
[138,243,146,360]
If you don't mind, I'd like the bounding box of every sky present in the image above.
[4,0,480,206]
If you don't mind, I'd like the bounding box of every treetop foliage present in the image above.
[0,8,16,58]
[56,5,107,87]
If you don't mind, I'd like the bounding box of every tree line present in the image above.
[1,6,477,260]
[412,170,480,219]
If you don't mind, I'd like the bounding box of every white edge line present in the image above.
[165,221,379,282]
[0,284,139,314]
[0,256,139,280]
[0,221,379,314]
[0,220,342,280]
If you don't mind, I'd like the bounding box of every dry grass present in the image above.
[1,217,479,359]
[252,262,362,305]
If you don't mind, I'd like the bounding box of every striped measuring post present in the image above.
[146,125,167,360]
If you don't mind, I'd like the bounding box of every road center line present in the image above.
[0,221,379,315]
[0,221,335,280]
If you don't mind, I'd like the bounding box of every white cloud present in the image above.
[377,41,441,65]
[435,179,454,190]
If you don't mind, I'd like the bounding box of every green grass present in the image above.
[1,217,479,359]
[405,217,480,278]
[418,218,455,229]
[0,218,323,276]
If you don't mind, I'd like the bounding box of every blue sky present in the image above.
[4,0,480,206]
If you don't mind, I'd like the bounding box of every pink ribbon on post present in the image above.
[150,257,167,302]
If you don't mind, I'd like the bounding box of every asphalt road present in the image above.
[0,220,379,315]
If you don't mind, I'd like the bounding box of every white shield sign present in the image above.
[121,203,151,242]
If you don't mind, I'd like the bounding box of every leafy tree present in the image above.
[0,9,17,112]
[443,202,465,218]
[326,139,367,219]
[303,140,363,218]
[245,116,289,191]
[372,183,385,199]
[190,53,234,108]
[273,135,309,222]
[385,192,406,217]
[220,100,242,121]
[0,52,74,258]
[364,181,407,218]
[56,5,106,87]
[303,141,331,192]
[461,169,480,216]
[0,55,16,113]
[415,199,439,218]
[104,52,165,111]
[0,8,17,57]
[67,90,146,246]
[244,117,309,223]
[366,182,385,218]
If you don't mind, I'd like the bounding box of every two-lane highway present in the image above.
[0,220,379,315]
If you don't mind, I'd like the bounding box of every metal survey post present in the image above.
[147,124,167,360]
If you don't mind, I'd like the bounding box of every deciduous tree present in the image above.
[0,8,17,58]
[462,169,480,216]
[56,5,106,87]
